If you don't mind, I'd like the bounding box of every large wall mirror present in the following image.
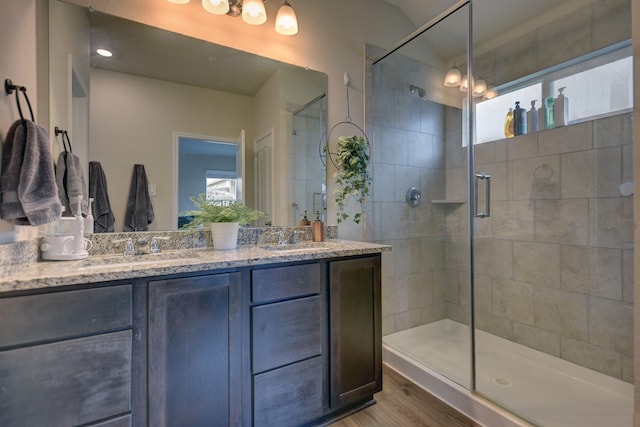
[49,0,327,231]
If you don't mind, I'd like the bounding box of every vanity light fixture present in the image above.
[202,0,230,14]
[242,0,267,24]
[275,0,298,35]
[168,0,298,35]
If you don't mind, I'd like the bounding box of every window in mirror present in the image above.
[206,171,238,203]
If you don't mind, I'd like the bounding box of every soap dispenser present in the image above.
[299,210,311,226]
[312,211,324,242]
[554,87,569,127]
[527,100,539,132]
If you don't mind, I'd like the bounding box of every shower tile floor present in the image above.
[383,319,633,427]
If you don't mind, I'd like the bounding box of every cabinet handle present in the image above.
[474,173,491,218]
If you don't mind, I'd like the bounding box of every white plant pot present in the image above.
[211,222,240,250]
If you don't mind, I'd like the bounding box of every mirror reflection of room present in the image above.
[48,0,328,231]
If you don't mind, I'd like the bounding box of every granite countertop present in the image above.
[0,239,391,294]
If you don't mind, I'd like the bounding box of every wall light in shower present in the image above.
[444,65,462,87]
[409,84,427,100]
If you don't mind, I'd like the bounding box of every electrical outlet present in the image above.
[149,184,157,197]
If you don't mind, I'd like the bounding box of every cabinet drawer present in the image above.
[252,295,322,373]
[253,356,323,427]
[0,330,132,427]
[0,285,132,349]
[252,263,321,304]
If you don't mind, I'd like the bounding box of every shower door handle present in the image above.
[474,173,491,218]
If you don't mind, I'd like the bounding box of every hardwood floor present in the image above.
[329,366,482,427]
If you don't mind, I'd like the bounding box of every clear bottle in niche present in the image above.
[553,87,569,127]
[545,96,555,129]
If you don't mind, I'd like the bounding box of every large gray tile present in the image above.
[534,199,589,246]
[491,200,534,240]
[537,122,592,156]
[377,126,409,166]
[373,163,395,202]
[494,33,539,85]
[535,286,588,341]
[589,197,633,249]
[589,296,633,355]
[379,202,410,240]
[512,155,560,201]
[561,336,622,379]
[513,241,561,288]
[475,238,513,279]
[407,131,435,168]
[622,249,634,304]
[507,132,538,160]
[591,0,632,50]
[476,311,514,340]
[394,165,422,203]
[492,278,534,325]
[561,245,622,300]
[537,6,592,70]
[593,113,632,148]
[513,322,561,357]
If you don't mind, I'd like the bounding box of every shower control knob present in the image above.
[406,187,422,207]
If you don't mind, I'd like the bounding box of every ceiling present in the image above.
[88,10,303,96]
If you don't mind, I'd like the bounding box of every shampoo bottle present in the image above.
[545,97,555,129]
[554,87,569,127]
[514,101,527,135]
[504,108,514,138]
[527,100,539,132]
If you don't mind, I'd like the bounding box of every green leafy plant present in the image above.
[181,193,263,228]
[334,135,371,224]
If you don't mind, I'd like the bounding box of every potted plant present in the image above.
[334,135,371,225]
[181,193,263,250]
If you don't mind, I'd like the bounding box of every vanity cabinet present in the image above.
[329,256,382,410]
[0,285,134,427]
[148,272,242,427]
[250,263,326,426]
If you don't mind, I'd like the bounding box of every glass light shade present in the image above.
[275,2,298,35]
[459,75,469,92]
[242,0,267,25]
[443,66,461,87]
[96,48,113,57]
[483,86,498,100]
[167,0,190,4]
[202,0,229,14]
[473,78,487,97]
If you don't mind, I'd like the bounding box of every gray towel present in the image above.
[88,161,115,233]
[123,164,154,232]
[0,120,62,226]
[56,151,87,216]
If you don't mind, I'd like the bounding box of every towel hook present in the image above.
[54,127,73,153]
[4,79,35,122]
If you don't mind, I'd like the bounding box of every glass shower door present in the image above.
[471,1,635,423]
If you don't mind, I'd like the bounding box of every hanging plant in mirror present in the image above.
[334,135,371,224]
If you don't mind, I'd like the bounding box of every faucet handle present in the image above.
[113,237,135,256]
[150,236,170,254]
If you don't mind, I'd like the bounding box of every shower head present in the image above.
[409,84,427,100]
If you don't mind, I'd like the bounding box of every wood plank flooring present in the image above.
[329,366,482,427]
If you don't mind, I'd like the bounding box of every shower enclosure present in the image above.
[367,1,634,425]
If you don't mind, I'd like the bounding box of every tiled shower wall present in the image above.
[445,113,634,383]
[365,45,450,336]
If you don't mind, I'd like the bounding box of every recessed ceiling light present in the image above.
[96,48,113,57]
